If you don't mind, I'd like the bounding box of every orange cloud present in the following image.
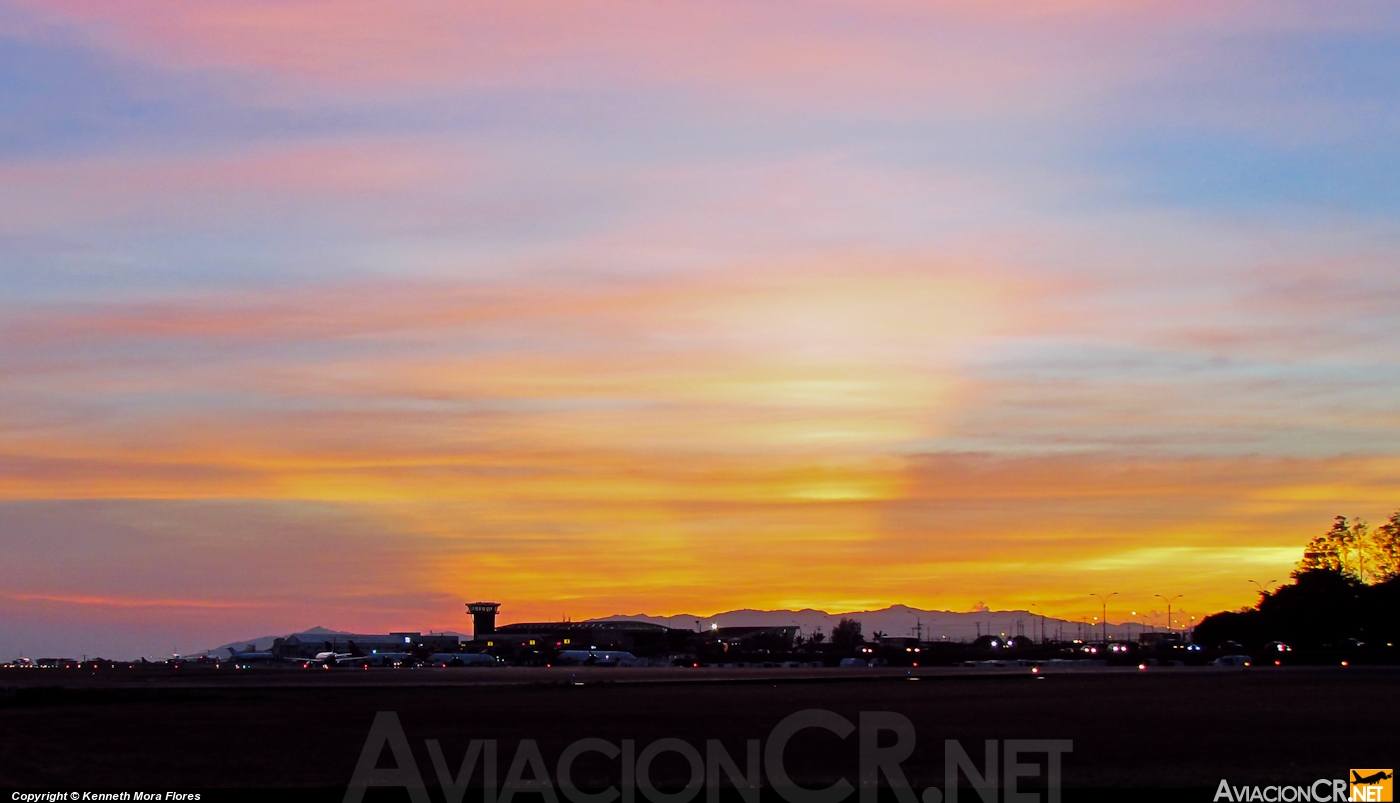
[4,413,1394,626]
[4,262,1394,629]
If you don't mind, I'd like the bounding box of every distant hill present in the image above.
[589,604,1136,642]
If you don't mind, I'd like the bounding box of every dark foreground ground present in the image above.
[0,665,1393,799]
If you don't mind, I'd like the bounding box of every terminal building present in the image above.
[474,620,692,663]
[463,602,800,664]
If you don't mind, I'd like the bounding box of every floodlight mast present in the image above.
[1156,594,1183,635]
[1090,592,1118,642]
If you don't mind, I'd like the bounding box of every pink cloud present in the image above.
[0,140,498,233]
[6,593,272,609]
[7,0,1240,111]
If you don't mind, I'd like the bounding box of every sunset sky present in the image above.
[4,1,1400,658]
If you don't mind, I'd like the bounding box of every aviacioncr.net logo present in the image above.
[1214,771,1394,803]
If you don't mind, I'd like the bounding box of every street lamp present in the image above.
[1156,595,1183,634]
[1247,580,1276,601]
[1090,592,1118,643]
[1030,603,1047,644]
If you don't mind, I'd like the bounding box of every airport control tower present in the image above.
[466,602,500,638]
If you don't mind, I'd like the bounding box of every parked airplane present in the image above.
[288,640,365,665]
[298,651,357,667]
[225,646,282,665]
[335,652,415,667]
[555,650,639,667]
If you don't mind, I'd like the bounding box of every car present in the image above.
[1212,655,1252,667]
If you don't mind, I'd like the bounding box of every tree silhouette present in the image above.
[1196,512,1400,648]
[831,618,863,646]
[1299,516,1357,576]
[1373,511,1400,582]
[1195,569,1387,648]
[1296,513,1400,583]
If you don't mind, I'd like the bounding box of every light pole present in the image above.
[1247,580,1276,601]
[1030,603,1047,644]
[1090,592,1117,643]
[1156,594,1183,634]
